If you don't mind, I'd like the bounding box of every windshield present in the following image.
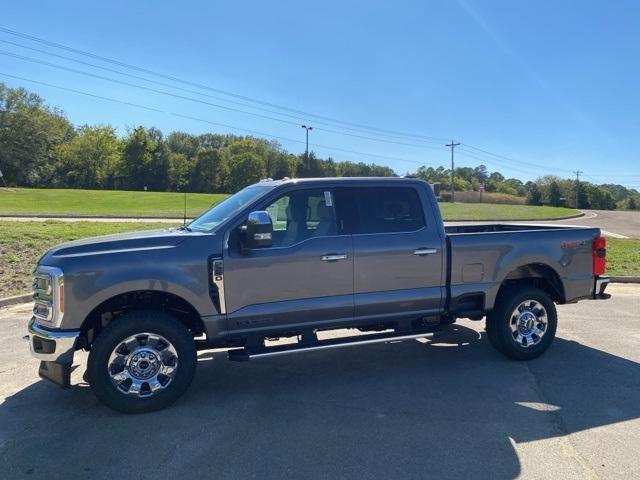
[188,185,273,231]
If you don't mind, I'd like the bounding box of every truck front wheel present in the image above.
[486,286,557,360]
[87,310,197,413]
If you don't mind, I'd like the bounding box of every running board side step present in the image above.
[227,328,440,362]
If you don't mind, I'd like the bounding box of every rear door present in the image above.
[344,185,444,322]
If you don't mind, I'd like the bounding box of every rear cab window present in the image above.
[336,186,426,234]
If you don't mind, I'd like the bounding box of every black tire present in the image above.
[87,310,197,414]
[485,286,557,360]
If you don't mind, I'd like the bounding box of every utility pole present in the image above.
[301,125,313,172]
[445,140,460,202]
[573,170,583,209]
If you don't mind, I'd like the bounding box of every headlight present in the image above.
[32,266,64,327]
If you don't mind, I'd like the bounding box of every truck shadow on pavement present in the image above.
[2,325,639,479]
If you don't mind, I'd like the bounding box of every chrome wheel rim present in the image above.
[509,300,548,348]
[108,333,178,397]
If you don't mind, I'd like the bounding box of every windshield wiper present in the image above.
[178,225,192,232]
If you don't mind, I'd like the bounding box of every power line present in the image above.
[0,71,442,168]
[0,26,451,144]
[456,149,558,176]
[1,26,594,176]
[0,47,448,153]
[0,38,451,149]
[8,69,637,191]
[460,143,576,173]
[2,27,614,181]
[0,49,300,127]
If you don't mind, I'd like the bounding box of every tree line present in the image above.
[1,82,638,210]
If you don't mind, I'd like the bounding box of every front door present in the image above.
[223,187,354,336]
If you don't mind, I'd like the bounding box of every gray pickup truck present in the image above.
[28,177,610,413]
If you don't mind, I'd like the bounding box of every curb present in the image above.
[610,276,640,284]
[0,294,32,309]
[444,212,585,222]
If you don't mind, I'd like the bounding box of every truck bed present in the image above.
[443,222,601,315]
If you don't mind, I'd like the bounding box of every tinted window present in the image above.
[354,187,425,234]
[263,189,337,247]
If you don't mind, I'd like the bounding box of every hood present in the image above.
[40,227,195,262]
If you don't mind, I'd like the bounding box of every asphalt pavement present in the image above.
[1,284,639,479]
[533,210,640,239]
[446,209,640,239]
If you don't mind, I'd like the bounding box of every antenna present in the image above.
[183,191,187,226]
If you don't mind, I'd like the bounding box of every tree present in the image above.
[167,152,193,192]
[190,147,229,192]
[53,125,121,189]
[526,182,541,205]
[166,131,199,158]
[473,165,489,183]
[227,153,265,192]
[548,181,562,206]
[119,127,169,190]
[628,196,637,210]
[0,83,73,187]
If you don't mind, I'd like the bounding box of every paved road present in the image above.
[446,209,640,239]
[1,284,639,479]
[535,210,640,239]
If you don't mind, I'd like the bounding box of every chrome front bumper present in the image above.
[28,317,80,364]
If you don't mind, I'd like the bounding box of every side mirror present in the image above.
[243,211,273,251]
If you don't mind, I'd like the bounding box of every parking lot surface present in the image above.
[1,284,639,479]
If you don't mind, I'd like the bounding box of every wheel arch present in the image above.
[487,262,565,311]
[79,290,205,348]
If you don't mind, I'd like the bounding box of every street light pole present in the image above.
[301,125,313,172]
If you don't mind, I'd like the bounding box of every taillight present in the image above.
[593,236,606,276]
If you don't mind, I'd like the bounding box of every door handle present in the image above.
[413,248,437,256]
[321,254,347,261]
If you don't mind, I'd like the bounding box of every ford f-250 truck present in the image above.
[27,177,610,413]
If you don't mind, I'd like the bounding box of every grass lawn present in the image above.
[606,238,640,277]
[1,220,636,299]
[439,202,578,221]
[0,221,174,297]
[1,188,579,221]
[0,188,226,218]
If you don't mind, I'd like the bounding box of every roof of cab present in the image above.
[256,177,426,187]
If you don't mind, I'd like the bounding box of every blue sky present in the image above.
[1,0,639,188]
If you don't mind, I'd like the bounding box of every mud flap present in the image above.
[38,361,71,389]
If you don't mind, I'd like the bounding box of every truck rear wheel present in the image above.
[87,310,197,414]
[486,286,557,360]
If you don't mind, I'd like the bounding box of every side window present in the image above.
[355,187,425,234]
[263,189,337,247]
